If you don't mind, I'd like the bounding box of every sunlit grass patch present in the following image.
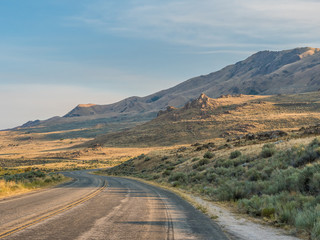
[0,170,68,199]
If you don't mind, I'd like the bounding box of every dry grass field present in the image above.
[0,129,168,198]
[0,130,170,171]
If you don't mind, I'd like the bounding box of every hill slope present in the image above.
[14,47,320,138]
[67,47,320,117]
[85,91,320,147]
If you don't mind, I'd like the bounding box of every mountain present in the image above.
[84,91,320,147]
[14,47,320,138]
[66,47,320,116]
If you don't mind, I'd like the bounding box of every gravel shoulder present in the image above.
[188,195,301,240]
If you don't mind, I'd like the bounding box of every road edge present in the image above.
[95,173,302,240]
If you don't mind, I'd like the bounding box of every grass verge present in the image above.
[0,169,70,199]
[100,137,320,239]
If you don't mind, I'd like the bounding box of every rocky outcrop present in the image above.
[299,124,320,135]
[184,93,219,110]
[157,106,177,117]
[244,130,288,141]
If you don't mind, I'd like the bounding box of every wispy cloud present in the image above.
[0,44,172,96]
[69,0,320,49]
[3,0,320,129]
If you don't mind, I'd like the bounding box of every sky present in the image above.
[1,0,320,129]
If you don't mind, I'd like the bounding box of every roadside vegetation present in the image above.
[0,167,67,198]
[105,137,320,239]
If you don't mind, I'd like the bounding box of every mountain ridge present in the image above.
[64,47,320,117]
[13,47,320,138]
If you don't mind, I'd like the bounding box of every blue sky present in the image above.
[1,0,320,129]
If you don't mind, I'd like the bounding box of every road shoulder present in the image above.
[99,174,302,240]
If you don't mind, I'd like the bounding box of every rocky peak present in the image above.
[77,104,96,108]
[184,93,218,109]
[298,47,320,59]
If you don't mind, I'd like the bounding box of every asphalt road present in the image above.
[0,171,229,240]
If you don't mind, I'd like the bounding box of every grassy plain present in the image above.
[0,129,163,199]
[0,130,162,171]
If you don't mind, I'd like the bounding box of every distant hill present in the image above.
[84,91,320,147]
[14,47,320,138]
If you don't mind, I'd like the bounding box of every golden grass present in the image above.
[0,176,70,199]
[0,129,173,172]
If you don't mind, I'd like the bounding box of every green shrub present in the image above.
[197,165,206,171]
[190,173,206,183]
[168,172,187,184]
[4,170,46,182]
[310,173,320,195]
[261,207,275,218]
[152,175,160,180]
[277,201,298,225]
[221,159,234,168]
[312,220,320,240]
[203,151,214,159]
[298,165,320,195]
[230,150,241,159]
[215,181,247,201]
[260,144,276,158]
[199,158,210,165]
[293,150,318,167]
[162,170,172,176]
[310,138,320,148]
[44,178,52,183]
[261,166,273,180]
[192,163,199,169]
[138,154,146,159]
[295,207,320,233]
[161,156,169,161]
[246,169,262,181]
[171,181,180,187]
[192,158,209,170]
[206,172,218,183]
[237,195,262,216]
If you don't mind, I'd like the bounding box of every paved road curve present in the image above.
[0,171,229,240]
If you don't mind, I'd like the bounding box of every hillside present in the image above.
[14,47,320,138]
[85,91,320,147]
[103,130,320,239]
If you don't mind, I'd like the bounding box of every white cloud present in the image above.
[70,0,320,49]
